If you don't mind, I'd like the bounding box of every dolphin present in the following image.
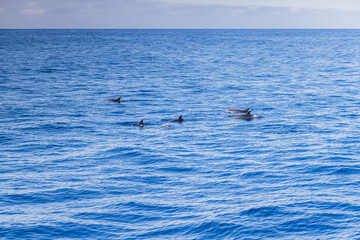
[104,97,122,103]
[226,108,250,113]
[228,111,261,119]
[133,119,145,127]
[170,115,184,122]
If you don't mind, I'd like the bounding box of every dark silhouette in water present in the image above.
[226,108,250,113]
[104,97,122,103]
[228,111,262,119]
[133,120,145,127]
[170,115,184,122]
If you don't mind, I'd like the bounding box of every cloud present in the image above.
[22,8,46,15]
[18,2,46,15]
[289,7,302,14]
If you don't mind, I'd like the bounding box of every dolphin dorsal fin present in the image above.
[138,120,143,125]
[244,108,250,112]
[178,115,183,120]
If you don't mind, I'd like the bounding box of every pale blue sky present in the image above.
[1,0,360,28]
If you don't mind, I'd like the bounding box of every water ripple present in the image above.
[1,29,360,239]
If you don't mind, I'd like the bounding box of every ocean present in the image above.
[1,29,360,239]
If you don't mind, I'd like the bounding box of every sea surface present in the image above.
[1,29,360,239]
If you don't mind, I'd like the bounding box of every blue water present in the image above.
[1,29,360,239]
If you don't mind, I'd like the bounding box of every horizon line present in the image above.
[1,28,360,30]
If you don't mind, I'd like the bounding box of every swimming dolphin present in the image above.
[134,119,145,127]
[228,111,261,119]
[226,108,250,113]
[104,97,122,103]
[170,115,184,122]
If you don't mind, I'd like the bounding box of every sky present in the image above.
[1,0,360,29]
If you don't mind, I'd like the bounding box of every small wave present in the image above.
[3,188,101,205]
[0,222,102,239]
[241,206,286,217]
[74,212,161,224]
[158,166,194,173]
[38,68,65,73]
[278,216,338,233]
[333,167,360,175]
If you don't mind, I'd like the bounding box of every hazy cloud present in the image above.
[21,8,46,15]
[21,2,46,15]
